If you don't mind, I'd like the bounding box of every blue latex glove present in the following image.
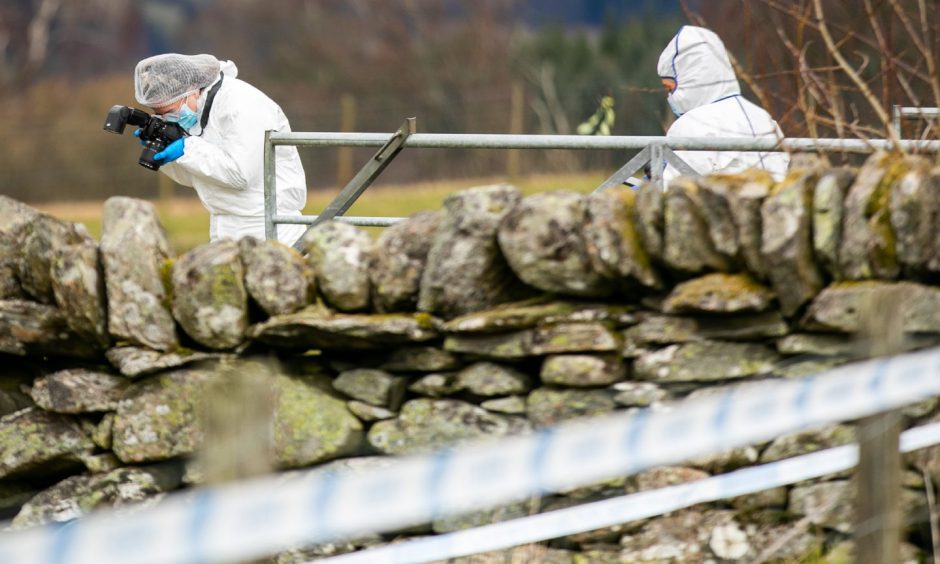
[154,138,185,164]
[133,129,146,146]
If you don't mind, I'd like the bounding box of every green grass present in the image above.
[36,171,608,255]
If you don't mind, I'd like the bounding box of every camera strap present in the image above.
[199,72,225,132]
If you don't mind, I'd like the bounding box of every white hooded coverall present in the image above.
[159,60,308,245]
[657,26,789,182]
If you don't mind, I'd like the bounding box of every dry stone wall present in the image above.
[3,153,940,561]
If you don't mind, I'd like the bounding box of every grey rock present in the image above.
[813,168,855,278]
[0,196,40,300]
[50,239,110,349]
[239,236,311,316]
[111,367,217,463]
[540,354,625,387]
[0,300,98,359]
[11,464,182,529]
[333,369,407,409]
[635,341,779,383]
[761,169,824,316]
[441,298,635,334]
[803,281,940,333]
[634,182,665,262]
[498,191,612,297]
[367,399,528,454]
[706,171,775,279]
[692,174,743,260]
[444,322,622,359]
[627,466,710,493]
[171,240,248,350]
[30,369,129,414]
[92,413,115,450]
[100,197,177,351]
[619,509,754,562]
[663,272,774,314]
[623,315,701,346]
[760,424,854,463]
[249,307,439,350]
[730,487,788,511]
[526,387,616,427]
[379,346,461,372]
[418,184,526,318]
[480,396,527,415]
[584,186,660,289]
[612,381,669,407]
[776,333,857,356]
[105,346,224,379]
[773,356,852,379]
[19,215,90,304]
[370,210,440,312]
[346,400,396,422]
[0,407,94,480]
[663,177,730,273]
[456,362,532,396]
[890,157,939,273]
[432,499,533,534]
[839,153,907,280]
[789,481,854,533]
[408,372,461,397]
[113,362,362,468]
[303,221,373,312]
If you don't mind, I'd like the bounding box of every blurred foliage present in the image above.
[1,0,682,203]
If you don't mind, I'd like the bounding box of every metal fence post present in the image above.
[263,130,278,241]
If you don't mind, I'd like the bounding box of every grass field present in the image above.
[34,172,608,254]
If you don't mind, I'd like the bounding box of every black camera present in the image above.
[103,105,187,171]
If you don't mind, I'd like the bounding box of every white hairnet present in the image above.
[134,53,221,107]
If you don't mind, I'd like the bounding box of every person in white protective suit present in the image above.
[133,53,307,245]
[657,26,789,183]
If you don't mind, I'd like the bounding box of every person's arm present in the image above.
[663,115,714,181]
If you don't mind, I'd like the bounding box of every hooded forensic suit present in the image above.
[657,26,789,182]
[135,54,307,245]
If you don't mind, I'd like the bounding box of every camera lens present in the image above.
[139,140,165,171]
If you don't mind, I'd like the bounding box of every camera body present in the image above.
[103,105,187,171]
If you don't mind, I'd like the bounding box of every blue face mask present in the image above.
[667,94,683,118]
[175,105,199,131]
[164,99,199,131]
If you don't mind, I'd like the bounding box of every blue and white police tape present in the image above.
[320,420,940,564]
[2,346,940,564]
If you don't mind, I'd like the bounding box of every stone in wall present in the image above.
[370,210,440,312]
[105,346,225,379]
[498,191,614,297]
[812,167,855,279]
[112,361,362,469]
[456,362,533,396]
[239,236,311,316]
[249,307,439,350]
[634,340,779,383]
[172,240,248,350]
[662,273,775,314]
[100,196,177,351]
[839,153,911,280]
[540,354,625,387]
[634,181,665,263]
[19,215,92,305]
[0,300,99,359]
[803,280,940,333]
[663,177,731,273]
[888,157,940,275]
[50,239,110,350]
[29,369,129,414]
[0,407,95,480]
[583,186,660,290]
[11,463,183,529]
[0,196,40,300]
[419,184,528,318]
[441,298,636,334]
[303,221,373,312]
[761,169,824,316]
[701,171,775,279]
[367,398,529,455]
